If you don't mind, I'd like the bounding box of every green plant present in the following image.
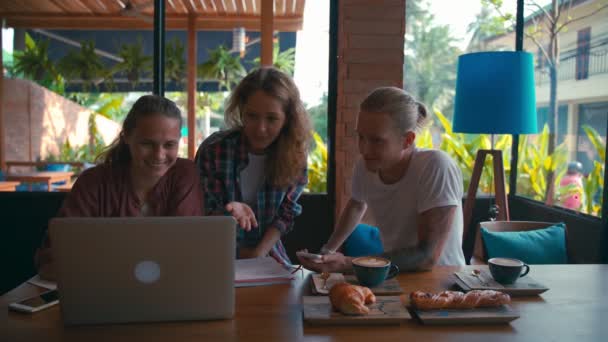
[198,45,246,91]
[12,33,55,81]
[114,38,152,88]
[58,41,108,92]
[43,136,106,168]
[69,93,127,123]
[516,125,568,203]
[11,33,64,93]
[165,38,186,84]
[580,125,605,216]
[404,1,460,115]
[417,109,601,214]
[306,131,327,193]
[253,40,296,76]
[306,94,328,142]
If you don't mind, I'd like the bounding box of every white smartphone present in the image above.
[8,289,59,313]
[296,251,323,261]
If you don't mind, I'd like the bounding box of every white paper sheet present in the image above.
[27,274,57,290]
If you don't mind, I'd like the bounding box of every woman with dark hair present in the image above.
[36,95,203,279]
[195,67,311,266]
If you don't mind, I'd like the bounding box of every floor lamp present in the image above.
[452,51,538,238]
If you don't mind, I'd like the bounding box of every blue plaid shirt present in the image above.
[195,129,307,265]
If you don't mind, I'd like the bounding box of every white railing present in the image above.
[535,43,608,85]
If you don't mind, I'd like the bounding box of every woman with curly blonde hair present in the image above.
[195,67,311,265]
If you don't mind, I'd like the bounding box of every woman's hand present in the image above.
[226,202,258,231]
[296,249,352,273]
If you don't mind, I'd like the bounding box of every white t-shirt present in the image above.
[351,148,465,266]
[240,153,266,207]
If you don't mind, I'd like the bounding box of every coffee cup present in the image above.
[351,256,399,288]
[488,257,530,284]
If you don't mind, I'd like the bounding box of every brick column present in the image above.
[335,0,405,216]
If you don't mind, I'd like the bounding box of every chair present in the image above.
[471,221,569,265]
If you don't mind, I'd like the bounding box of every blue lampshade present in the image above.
[453,51,538,134]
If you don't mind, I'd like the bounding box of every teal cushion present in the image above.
[344,224,384,257]
[481,223,568,264]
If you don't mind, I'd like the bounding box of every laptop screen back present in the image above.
[49,216,235,325]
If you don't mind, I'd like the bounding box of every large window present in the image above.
[1,1,330,193]
[519,0,606,217]
[294,0,330,193]
[404,0,606,218]
[403,0,513,197]
[2,26,155,177]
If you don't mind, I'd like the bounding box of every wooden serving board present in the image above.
[453,271,549,296]
[302,296,410,325]
[410,305,520,325]
[311,273,403,295]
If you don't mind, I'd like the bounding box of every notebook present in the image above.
[235,257,295,287]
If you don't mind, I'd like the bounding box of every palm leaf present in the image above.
[582,125,606,163]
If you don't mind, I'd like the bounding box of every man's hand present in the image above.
[226,202,258,231]
[34,247,56,281]
[296,249,352,273]
[238,247,265,259]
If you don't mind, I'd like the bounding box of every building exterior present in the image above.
[482,0,608,172]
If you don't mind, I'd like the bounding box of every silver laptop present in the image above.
[49,216,236,325]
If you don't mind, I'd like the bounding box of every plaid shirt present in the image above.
[195,129,307,266]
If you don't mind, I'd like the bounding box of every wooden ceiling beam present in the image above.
[104,0,125,12]
[0,2,21,12]
[181,0,197,14]
[48,0,93,13]
[16,0,63,13]
[217,0,227,15]
[295,0,304,17]
[167,0,189,13]
[203,0,218,13]
[235,0,246,15]
[276,0,285,16]
[224,0,237,14]
[78,0,109,13]
[3,13,303,31]
[197,0,207,11]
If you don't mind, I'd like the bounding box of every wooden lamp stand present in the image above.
[462,149,510,239]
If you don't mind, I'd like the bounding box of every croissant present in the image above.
[329,282,376,315]
[410,290,511,310]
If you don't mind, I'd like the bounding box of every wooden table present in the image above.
[53,184,73,192]
[0,181,20,191]
[1,265,606,341]
[5,172,73,192]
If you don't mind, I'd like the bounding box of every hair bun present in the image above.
[415,101,429,131]
[416,101,428,119]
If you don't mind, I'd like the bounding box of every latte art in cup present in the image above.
[353,257,389,267]
[490,258,523,267]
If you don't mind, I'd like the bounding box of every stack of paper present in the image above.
[27,275,57,290]
[235,257,295,287]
